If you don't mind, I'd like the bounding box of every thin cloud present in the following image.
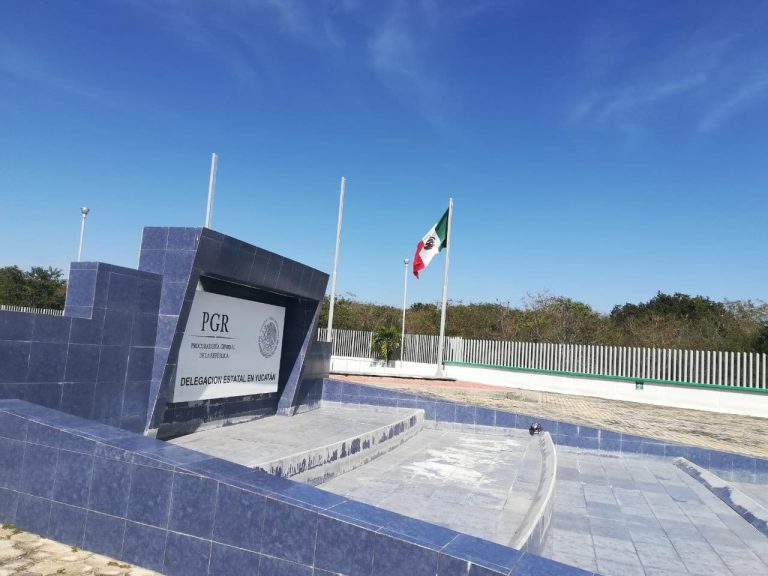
[122,0,264,83]
[572,74,707,126]
[0,42,104,103]
[120,0,506,127]
[568,14,768,136]
[699,75,768,132]
[122,0,350,82]
[366,1,452,128]
[364,0,512,122]
[264,0,312,38]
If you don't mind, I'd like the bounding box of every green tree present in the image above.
[610,292,728,324]
[0,266,67,309]
[610,292,764,351]
[371,325,401,363]
[519,293,606,344]
[406,302,440,335]
[316,290,764,353]
[320,294,400,332]
[753,324,768,354]
[0,266,26,305]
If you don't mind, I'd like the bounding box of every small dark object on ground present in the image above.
[529,422,543,435]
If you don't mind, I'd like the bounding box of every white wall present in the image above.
[329,356,768,418]
[330,356,438,377]
[444,364,768,418]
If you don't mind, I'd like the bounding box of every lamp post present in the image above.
[77,207,90,262]
[401,257,409,367]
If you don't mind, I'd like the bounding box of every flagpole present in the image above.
[204,153,218,229]
[436,197,453,376]
[401,257,410,368]
[327,176,346,338]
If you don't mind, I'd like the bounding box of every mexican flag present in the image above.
[413,208,449,278]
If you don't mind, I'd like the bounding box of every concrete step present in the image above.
[674,457,768,538]
[170,404,425,485]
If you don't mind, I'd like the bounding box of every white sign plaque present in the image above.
[172,291,285,402]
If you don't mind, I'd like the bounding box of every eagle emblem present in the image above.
[258,317,280,358]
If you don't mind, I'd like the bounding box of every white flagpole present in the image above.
[327,176,346,336]
[436,197,453,376]
[401,257,410,367]
[204,153,218,228]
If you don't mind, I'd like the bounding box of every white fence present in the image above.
[319,328,767,390]
[0,304,64,316]
[318,328,463,364]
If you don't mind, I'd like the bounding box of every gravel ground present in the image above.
[0,523,160,576]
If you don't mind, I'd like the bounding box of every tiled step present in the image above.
[170,404,425,486]
[260,406,424,485]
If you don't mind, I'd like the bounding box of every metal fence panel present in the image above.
[0,304,64,316]
[320,328,766,390]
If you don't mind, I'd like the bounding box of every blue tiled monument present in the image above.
[0,227,331,437]
[1,225,590,576]
[3,226,766,576]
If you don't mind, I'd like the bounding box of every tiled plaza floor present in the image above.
[320,428,540,546]
[544,448,768,576]
[332,374,768,458]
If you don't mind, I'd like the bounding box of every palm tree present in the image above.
[371,325,401,364]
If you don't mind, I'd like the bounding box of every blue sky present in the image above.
[1,0,767,313]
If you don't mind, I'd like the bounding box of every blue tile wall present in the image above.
[93,381,126,426]
[212,483,264,551]
[138,249,166,276]
[20,442,57,498]
[49,501,87,546]
[168,472,218,539]
[122,521,167,572]
[65,344,100,382]
[28,342,67,382]
[315,515,376,575]
[64,267,97,312]
[15,493,52,534]
[0,437,24,488]
[90,456,132,516]
[69,308,105,345]
[0,488,18,522]
[210,543,261,576]
[168,227,201,250]
[0,312,34,340]
[141,227,170,250]
[32,315,71,343]
[60,382,96,418]
[324,378,768,483]
[258,556,312,576]
[0,341,30,382]
[0,261,161,433]
[83,510,127,559]
[164,531,211,576]
[53,450,93,506]
[102,310,133,345]
[0,226,329,435]
[0,399,595,576]
[21,382,61,410]
[261,498,319,565]
[372,534,438,576]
